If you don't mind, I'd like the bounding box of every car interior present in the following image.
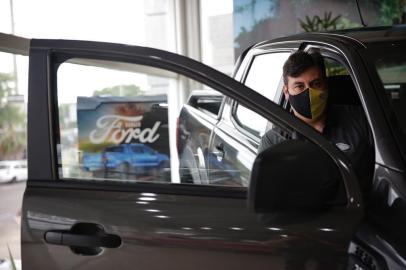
[326,75,361,106]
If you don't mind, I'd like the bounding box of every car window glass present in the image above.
[244,52,290,101]
[57,59,252,186]
[143,147,154,154]
[234,104,268,138]
[232,52,290,139]
[131,146,143,153]
[375,55,406,134]
[325,57,349,76]
[187,91,223,116]
[56,58,297,188]
[323,57,362,107]
[108,147,123,153]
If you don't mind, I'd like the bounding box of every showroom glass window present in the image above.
[0,50,28,264]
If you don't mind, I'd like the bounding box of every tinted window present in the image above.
[107,147,123,153]
[142,146,154,154]
[375,54,406,134]
[188,91,223,116]
[131,146,143,153]
[325,57,349,76]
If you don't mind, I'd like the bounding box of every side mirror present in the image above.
[248,140,343,213]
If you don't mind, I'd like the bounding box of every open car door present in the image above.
[22,39,363,270]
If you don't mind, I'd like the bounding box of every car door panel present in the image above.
[23,184,360,270]
[178,105,219,184]
[23,39,364,270]
[208,119,257,187]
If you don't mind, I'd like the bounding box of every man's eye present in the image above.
[312,81,323,89]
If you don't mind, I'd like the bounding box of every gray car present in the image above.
[22,26,405,270]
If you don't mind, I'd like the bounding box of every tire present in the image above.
[10,176,17,183]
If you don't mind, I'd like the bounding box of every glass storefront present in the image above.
[233,0,406,60]
[1,0,406,265]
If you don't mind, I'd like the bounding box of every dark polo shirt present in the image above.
[258,105,374,192]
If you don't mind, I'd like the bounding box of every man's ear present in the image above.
[283,85,289,100]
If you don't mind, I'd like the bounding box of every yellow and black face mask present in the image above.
[289,87,328,120]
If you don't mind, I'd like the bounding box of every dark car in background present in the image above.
[21,26,406,270]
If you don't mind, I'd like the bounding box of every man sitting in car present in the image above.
[259,50,374,192]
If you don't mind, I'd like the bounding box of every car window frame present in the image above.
[186,92,225,121]
[360,43,406,167]
[303,44,373,122]
[242,51,291,100]
[195,94,224,117]
[27,39,363,205]
[230,49,294,142]
[229,102,264,144]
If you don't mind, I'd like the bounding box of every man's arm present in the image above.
[258,126,290,153]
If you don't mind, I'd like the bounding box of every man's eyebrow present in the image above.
[310,78,323,84]
[292,81,303,85]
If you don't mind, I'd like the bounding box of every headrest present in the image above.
[327,75,361,106]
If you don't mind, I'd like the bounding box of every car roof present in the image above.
[254,25,406,49]
[330,25,406,44]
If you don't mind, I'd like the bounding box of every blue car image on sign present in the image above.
[77,95,170,181]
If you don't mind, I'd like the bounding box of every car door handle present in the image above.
[45,231,121,248]
[44,223,121,255]
[212,143,225,162]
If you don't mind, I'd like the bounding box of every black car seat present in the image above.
[327,75,361,106]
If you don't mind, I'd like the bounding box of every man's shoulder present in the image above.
[258,126,291,153]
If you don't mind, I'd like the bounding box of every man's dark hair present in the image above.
[283,50,326,85]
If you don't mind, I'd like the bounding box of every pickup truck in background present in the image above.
[82,143,169,179]
[177,90,256,187]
